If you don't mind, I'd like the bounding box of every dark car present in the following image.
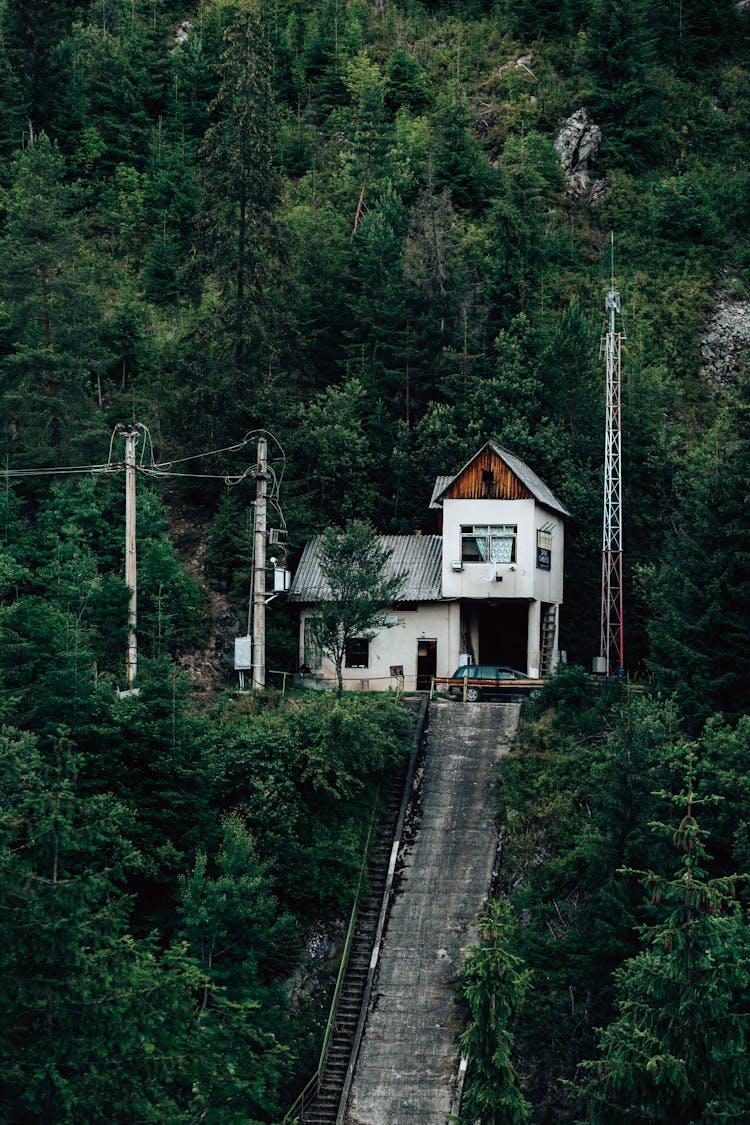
[446,664,541,702]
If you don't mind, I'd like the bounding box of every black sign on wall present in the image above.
[537,546,551,571]
[537,527,553,571]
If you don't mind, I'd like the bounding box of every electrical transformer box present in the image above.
[234,635,252,670]
[273,566,291,592]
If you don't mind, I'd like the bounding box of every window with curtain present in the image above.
[461,525,516,564]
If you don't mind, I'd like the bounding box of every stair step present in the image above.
[294,747,413,1125]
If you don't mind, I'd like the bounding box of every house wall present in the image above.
[440,498,564,603]
[298,602,462,692]
[294,494,565,689]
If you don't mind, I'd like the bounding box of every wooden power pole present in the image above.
[252,435,268,690]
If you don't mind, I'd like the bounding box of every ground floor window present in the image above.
[345,637,369,668]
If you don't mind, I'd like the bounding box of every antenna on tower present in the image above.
[598,232,625,677]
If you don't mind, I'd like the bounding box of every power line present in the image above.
[1,425,286,485]
[2,462,121,478]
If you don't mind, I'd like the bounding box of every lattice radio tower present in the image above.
[600,236,625,676]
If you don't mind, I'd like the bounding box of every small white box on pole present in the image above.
[234,635,252,670]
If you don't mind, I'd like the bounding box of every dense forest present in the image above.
[1,0,749,1121]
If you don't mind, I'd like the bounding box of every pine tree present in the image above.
[195,10,282,369]
[576,762,750,1123]
[641,373,750,726]
[0,0,74,134]
[0,727,287,1123]
[430,89,496,213]
[458,898,532,1125]
[0,135,110,464]
[585,0,667,168]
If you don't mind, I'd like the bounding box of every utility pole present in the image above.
[252,434,268,690]
[599,236,625,677]
[119,424,139,687]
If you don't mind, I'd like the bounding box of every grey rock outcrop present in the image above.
[554,108,605,198]
[700,293,750,390]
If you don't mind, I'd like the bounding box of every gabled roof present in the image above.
[288,534,443,603]
[430,440,570,517]
[429,475,454,508]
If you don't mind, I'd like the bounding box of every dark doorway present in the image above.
[478,602,528,670]
[417,638,437,690]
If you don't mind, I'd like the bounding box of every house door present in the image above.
[417,639,437,691]
[478,603,528,670]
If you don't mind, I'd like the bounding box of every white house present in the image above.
[288,441,569,692]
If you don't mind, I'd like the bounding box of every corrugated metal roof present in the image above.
[430,440,570,517]
[289,534,444,603]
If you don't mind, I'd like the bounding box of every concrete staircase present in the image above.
[343,700,520,1125]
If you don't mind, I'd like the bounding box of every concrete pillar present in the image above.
[448,602,462,674]
[527,600,541,677]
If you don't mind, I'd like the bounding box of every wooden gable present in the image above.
[441,445,532,502]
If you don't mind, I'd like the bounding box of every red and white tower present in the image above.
[600,263,624,676]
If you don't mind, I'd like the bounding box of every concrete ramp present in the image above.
[345,700,520,1125]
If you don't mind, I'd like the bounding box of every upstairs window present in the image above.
[461,525,516,564]
[345,638,369,668]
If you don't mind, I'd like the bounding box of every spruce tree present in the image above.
[576,763,750,1123]
[195,9,281,369]
[0,135,110,464]
[641,373,750,726]
[458,898,532,1125]
[585,0,666,168]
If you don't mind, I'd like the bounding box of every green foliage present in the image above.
[0,3,749,1117]
[575,765,750,1123]
[0,0,74,134]
[315,519,406,693]
[195,9,282,370]
[179,812,299,992]
[431,89,497,212]
[0,725,288,1124]
[458,898,532,1125]
[289,378,381,530]
[495,678,692,1116]
[585,0,670,168]
[206,692,413,912]
[640,373,750,726]
[0,135,110,463]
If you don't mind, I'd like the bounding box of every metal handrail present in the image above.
[282,795,380,1125]
[269,670,409,697]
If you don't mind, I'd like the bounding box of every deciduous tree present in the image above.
[314,519,405,694]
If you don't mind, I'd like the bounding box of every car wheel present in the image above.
[465,686,481,702]
[529,688,541,699]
